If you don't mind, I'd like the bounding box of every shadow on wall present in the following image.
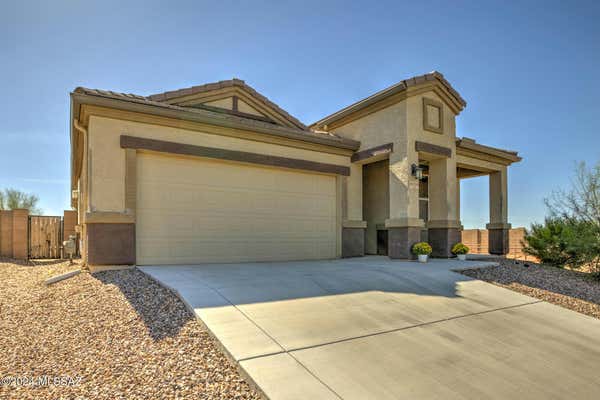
[93,269,194,341]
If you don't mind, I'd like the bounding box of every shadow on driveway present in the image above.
[93,269,194,341]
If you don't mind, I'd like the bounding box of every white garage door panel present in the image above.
[136,153,338,265]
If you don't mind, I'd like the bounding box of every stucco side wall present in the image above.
[407,92,459,224]
[87,115,352,214]
[332,102,408,221]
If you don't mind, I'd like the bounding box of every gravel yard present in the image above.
[0,258,261,400]
[460,258,600,319]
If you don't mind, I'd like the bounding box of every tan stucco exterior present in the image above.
[70,72,521,266]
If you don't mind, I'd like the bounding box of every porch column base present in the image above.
[486,223,511,255]
[428,220,461,258]
[342,220,367,258]
[87,223,136,265]
[386,219,424,259]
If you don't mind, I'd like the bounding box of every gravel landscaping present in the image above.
[459,258,600,319]
[0,258,261,400]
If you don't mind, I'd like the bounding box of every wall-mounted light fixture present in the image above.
[411,164,424,180]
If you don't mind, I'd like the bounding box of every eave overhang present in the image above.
[456,137,522,166]
[69,91,360,193]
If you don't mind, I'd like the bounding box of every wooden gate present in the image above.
[28,215,63,259]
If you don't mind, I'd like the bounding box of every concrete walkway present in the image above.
[141,257,600,399]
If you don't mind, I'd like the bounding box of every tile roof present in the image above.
[71,86,353,145]
[147,79,307,130]
[310,71,467,129]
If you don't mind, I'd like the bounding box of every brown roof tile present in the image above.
[147,79,306,130]
[310,71,467,129]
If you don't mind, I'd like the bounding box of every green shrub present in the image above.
[451,243,469,255]
[412,242,432,255]
[523,218,600,269]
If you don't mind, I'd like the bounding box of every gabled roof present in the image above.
[71,86,357,148]
[310,71,467,130]
[147,79,307,130]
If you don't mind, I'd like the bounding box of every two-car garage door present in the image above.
[136,152,338,265]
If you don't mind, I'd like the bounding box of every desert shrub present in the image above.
[524,218,600,269]
[412,242,432,255]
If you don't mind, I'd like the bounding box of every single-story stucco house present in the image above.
[69,71,521,269]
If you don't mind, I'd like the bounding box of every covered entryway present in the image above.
[136,152,338,265]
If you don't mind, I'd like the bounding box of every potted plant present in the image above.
[412,242,432,263]
[452,243,470,261]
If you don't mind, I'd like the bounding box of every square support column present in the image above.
[487,167,511,255]
[387,150,423,259]
[427,157,460,257]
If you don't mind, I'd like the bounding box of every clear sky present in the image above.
[1,0,599,228]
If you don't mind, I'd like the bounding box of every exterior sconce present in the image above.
[411,164,424,180]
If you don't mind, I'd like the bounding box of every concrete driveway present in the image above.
[141,257,600,399]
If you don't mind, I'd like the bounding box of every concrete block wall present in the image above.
[0,209,29,259]
[0,210,13,257]
[461,227,527,258]
[63,210,77,241]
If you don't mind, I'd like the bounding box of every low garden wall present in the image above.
[462,227,533,260]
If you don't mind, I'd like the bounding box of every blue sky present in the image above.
[1,0,599,228]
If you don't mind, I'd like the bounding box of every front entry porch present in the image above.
[356,138,519,259]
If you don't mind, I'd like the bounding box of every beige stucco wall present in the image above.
[332,90,461,228]
[362,160,389,254]
[203,97,233,109]
[87,115,352,214]
[332,102,408,223]
[237,99,264,116]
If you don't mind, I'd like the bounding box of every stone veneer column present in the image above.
[487,167,511,255]
[342,221,367,258]
[86,222,136,265]
[427,157,460,257]
[386,219,424,259]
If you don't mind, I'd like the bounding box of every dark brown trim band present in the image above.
[351,142,394,163]
[120,135,351,176]
[415,141,451,158]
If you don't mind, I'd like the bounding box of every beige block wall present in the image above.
[63,210,77,241]
[0,209,29,260]
[462,228,526,256]
[11,209,29,259]
[0,210,13,257]
[87,115,352,214]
